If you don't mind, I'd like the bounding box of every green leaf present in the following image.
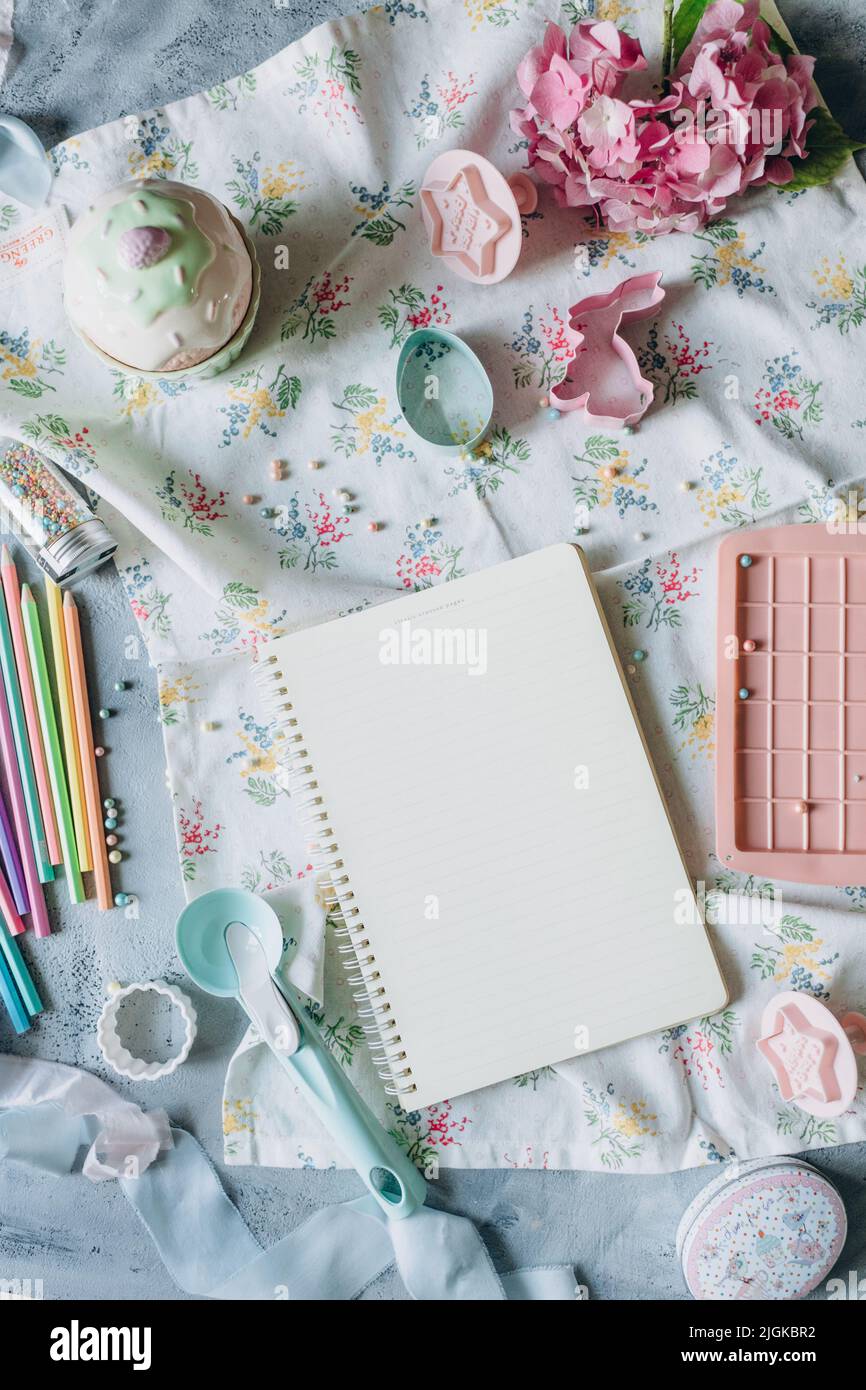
[671,0,716,68]
[223,581,259,610]
[7,378,45,398]
[788,106,866,191]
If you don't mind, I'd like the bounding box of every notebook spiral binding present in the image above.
[254,654,417,1097]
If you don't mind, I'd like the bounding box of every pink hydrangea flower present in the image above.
[510,1,819,236]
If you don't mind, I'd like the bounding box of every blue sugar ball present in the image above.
[103,797,116,809]
[632,649,647,662]
[738,687,750,700]
[104,817,118,830]
[739,554,753,568]
[114,892,130,908]
[546,408,561,421]
[114,680,127,692]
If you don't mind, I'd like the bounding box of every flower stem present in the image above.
[662,0,675,82]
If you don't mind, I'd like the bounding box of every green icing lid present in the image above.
[79,186,215,328]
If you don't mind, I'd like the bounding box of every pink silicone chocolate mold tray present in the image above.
[717,525,866,885]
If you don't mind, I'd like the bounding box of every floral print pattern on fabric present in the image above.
[11,0,866,1175]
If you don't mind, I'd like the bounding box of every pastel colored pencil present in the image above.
[44,579,91,873]
[1,546,61,866]
[63,593,112,910]
[0,942,29,1033]
[0,570,53,884]
[0,775,28,914]
[22,586,84,904]
[0,871,42,1016]
[0,588,51,935]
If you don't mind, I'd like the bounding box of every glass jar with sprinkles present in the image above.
[0,439,117,584]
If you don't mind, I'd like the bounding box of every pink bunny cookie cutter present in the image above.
[420,149,537,284]
[756,989,866,1118]
[550,270,665,429]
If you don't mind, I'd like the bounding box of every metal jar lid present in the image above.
[36,516,117,585]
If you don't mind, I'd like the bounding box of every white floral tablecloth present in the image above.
[2,0,866,1173]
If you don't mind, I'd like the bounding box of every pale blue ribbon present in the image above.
[0,1056,579,1300]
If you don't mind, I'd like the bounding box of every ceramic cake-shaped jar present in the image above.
[63,178,259,379]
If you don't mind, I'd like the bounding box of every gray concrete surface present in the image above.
[1,0,865,1302]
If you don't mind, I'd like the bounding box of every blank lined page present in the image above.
[271,544,726,1107]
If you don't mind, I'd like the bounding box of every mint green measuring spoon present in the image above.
[175,887,426,1219]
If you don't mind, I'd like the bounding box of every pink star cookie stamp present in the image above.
[420,149,537,284]
[756,990,866,1118]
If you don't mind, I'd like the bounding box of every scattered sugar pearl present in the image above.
[538,396,549,409]
[108,849,123,865]
[602,465,618,480]
[106,834,118,847]
[98,707,112,719]
[199,720,217,733]
[626,663,636,675]
[634,530,648,542]
[307,459,322,470]
[243,494,258,505]
[739,554,753,568]
[103,798,116,809]
[334,489,353,503]
[421,517,436,528]
[270,458,286,477]
[742,639,756,653]
[114,892,131,908]
[623,425,635,435]
[632,649,647,663]
[679,480,694,492]
[546,408,561,421]
[104,817,118,830]
[368,521,381,532]
[794,800,808,814]
[94,746,105,757]
[738,687,750,700]
[855,774,862,784]
[114,680,127,692]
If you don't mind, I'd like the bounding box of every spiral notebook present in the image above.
[258,544,726,1107]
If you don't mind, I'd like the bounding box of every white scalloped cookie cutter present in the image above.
[97,980,197,1081]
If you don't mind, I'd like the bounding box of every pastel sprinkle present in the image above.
[794,800,808,814]
[260,507,274,518]
[738,687,750,700]
[368,522,381,533]
[308,460,322,470]
[739,554,753,568]
[538,396,549,409]
[99,707,112,719]
[632,649,646,662]
[546,408,561,421]
[742,639,756,653]
[634,531,648,542]
[199,720,216,732]
[421,517,436,528]
[679,480,694,492]
[602,465,618,480]
[855,774,862,785]
[95,746,105,757]
[104,817,118,830]
[103,798,116,809]
[243,494,258,505]
[106,834,118,847]
[114,892,130,907]
[108,850,123,865]
[114,680,127,691]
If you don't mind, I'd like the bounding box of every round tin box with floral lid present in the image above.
[63,179,259,380]
[676,1157,846,1300]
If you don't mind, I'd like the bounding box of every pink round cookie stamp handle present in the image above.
[508,172,538,215]
[842,1012,866,1056]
